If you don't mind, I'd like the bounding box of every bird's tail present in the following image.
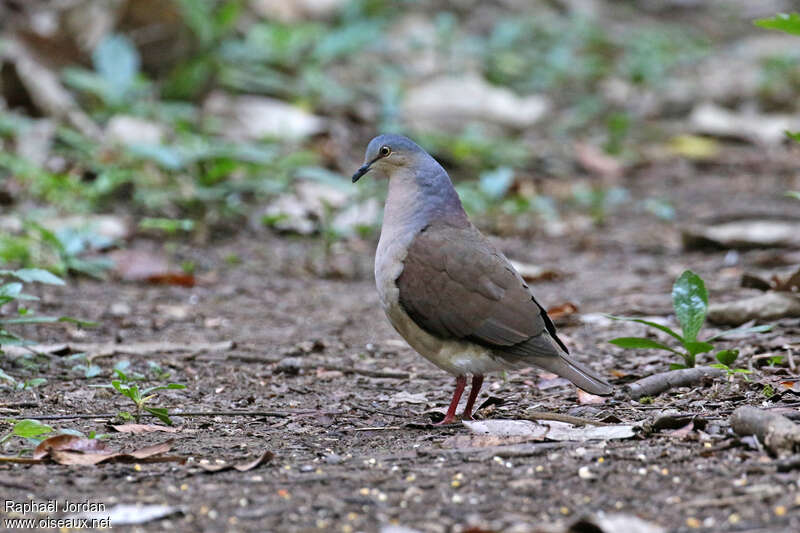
[532,353,614,396]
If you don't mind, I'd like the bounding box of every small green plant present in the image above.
[755,14,800,142]
[710,349,751,378]
[0,419,53,448]
[609,270,771,369]
[762,384,776,398]
[767,355,785,366]
[1,269,94,351]
[108,367,186,425]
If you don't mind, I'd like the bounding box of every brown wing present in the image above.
[396,221,568,358]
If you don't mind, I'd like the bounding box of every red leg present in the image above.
[435,375,466,425]
[462,374,484,421]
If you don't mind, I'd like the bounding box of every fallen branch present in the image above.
[623,366,725,400]
[2,341,235,360]
[731,406,800,457]
[17,410,322,420]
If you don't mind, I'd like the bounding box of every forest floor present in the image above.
[2,144,800,533]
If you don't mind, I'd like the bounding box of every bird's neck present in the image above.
[382,166,467,237]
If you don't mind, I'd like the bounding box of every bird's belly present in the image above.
[383,301,505,375]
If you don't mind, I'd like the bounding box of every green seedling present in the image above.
[0,419,53,448]
[767,355,785,366]
[1,269,96,375]
[710,349,751,378]
[109,367,185,425]
[609,270,771,369]
[762,384,776,398]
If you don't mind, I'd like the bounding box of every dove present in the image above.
[353,134,612,424]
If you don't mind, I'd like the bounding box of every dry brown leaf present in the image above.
[577,389,607,405]
[547,302,578,321]
[199,450,275,473]
[575,142,622,179]
[40,439,182,466]
[508,260,562,283]
[111,424,180,434]
[110,249,196,287]
[33,434,111,460]
[665,422,695,439]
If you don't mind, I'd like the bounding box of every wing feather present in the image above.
[396,222,563,357]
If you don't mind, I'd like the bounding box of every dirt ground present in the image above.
[2,146,800,533]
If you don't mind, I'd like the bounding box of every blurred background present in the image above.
[0,0,798,277]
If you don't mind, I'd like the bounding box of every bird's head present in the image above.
[351,134,428,183]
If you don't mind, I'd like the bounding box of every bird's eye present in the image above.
[379,146,391,157]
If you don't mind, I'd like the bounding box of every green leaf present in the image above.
[785,190,800,200]
[12,419,53,438]
[669,363,688,370]
[754,13,800,36]
[93,34,140,102]
[0,316,97,327]
[715,349,739,366]
[672,270,708,342]
[683,341,713,357]
[606,315,684,342]
[786,132,800,143]
[142,383,186,395]
[707,324,772,341]
[0,282,23,299]
[609,337,682,354]
[0,368,17,383]
[7,269,65,285]
[144,406,173,426]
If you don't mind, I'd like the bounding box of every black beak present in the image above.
[351,163,372,183]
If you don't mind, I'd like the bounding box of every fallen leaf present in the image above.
[683,220,800,250]
[388,391,428,404]
[111,424,180,434]
[403,74,549,131]
[71,503,180,526]
[575,142,622,178]
[577,389,607,405]
[42,440,182,465]
[665,421,695,439]
[508,260,562,283]
[547,302,579,321]
[689,102,800,145]
[667,134,720,160]
[199,450,275,472]
[463,419,636,442]
[110,249,195,286]
[33,435,111,460]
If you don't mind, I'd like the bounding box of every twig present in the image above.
[347,426,403,431]
[787,346,796,373]
[321,365,410,379]
[678,486,782,508]
[731,406,800,457]
[623,366,725,400]
[16,410,324,420]
[523,411,610,427]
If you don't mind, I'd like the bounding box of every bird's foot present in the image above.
[433,415,458,426]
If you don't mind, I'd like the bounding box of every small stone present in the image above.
[324,453,342,465]
[110,302,132,316]
[578,466,595,480]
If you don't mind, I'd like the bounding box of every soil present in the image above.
[2,146,800,533]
